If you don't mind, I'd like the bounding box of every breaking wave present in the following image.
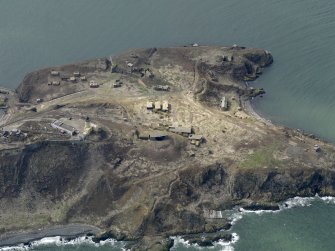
[0,236,127,251]
[171,233,239,251]
[224,195,335,250]
[229,195,335,225]
[2,196,335,251]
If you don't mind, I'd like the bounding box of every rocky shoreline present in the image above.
[1,45,335,251]
[0,196,332,250]
[0,224,100,248]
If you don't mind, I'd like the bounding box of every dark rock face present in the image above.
[207,49,273,81]
[0,141,89,199]
[0,149,29,198]
[242,203,280,211]
[146,202,206,235]
[92,230,126,242]
[177,164,335,206]
[243,51,273,67]
[16,70,49,103]
[26,142,89,197]
[182,232,232,247]
[231,168,333,202]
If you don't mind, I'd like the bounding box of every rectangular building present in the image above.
[154,85,170,91]
[169,126,192,135]
[52,81,60,86]
[154,101,161,110]
[138,131,167,141]
[113,82,122,88]
[51,120,76,136]
[162,101,169,112]
[89,81,99,88]
[146,101,154,110]
[221,97,228,110]
[51,71,59,76]
[188,134,203,141]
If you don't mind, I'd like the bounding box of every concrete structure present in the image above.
[203,209,223,219]
[146,101,154,110]
[154,101,161,111]
[162,101,169,112]
[51,71,59,76]
[51,81,60,86]
[314,144,321,152]
[138,133,150,140]
[189,134,203,146]
[80,76,87,81]
[51,120,76,136]
[154,85,170,91]
[145,69,154,78]
[169,126,192,136]
[73,72,80,77]
[113,82,122,88]
[138,131,167,141]
[69,77,76,83]
[60,74,70,81]
[221,97,228,110]
[89,81,99,88]
[188,134,203,141]
[83,122,96,136]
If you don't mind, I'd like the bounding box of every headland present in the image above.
[1,45,335,250]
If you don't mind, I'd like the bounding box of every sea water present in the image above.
[1,0,335,250]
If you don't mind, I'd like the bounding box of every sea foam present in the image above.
[171,232,239,251]
[0,236,126,251]
[227,195,335,232]
[2,196,335,251]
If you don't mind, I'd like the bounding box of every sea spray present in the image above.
[2,197,335,251]
[0,236,126,251]
[171,233,239,250]
[230,195,329,223]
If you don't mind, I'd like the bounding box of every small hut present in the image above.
[162,101,169,112]
[221,97,228,110]
[51,70,59,76]
[154,101,161,111]
[89,81,99,88]
[146,101,154,110]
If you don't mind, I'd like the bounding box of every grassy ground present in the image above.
[240,144,283,168]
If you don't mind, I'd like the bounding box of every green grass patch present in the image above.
[240,145,282,169]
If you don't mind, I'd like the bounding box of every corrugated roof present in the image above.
[170,127,192,134]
